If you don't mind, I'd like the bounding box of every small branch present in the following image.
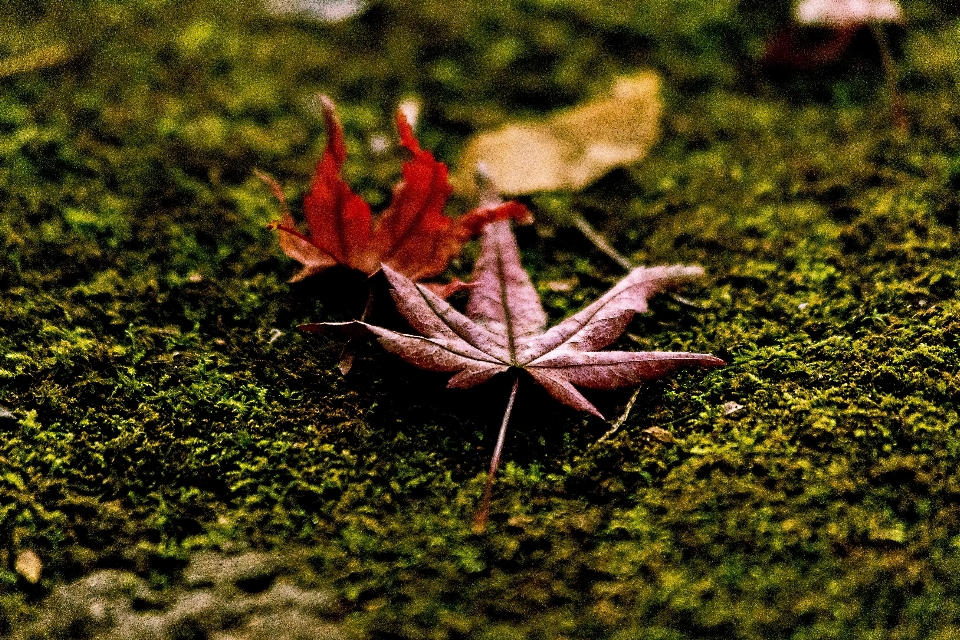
[594,387,641,447]
[870,24,906,132]
[337,286,374,374]
[472,375,520,532]
[570,211,700,308]
[667,293,702,309]
[569,211,634,272]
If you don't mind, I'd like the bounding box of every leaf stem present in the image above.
[569,210,695,306]
[869,23,906,132]
[337,286,375,374]
[594,386,642,446]
[569,211,634,272]
[472,375,520,532]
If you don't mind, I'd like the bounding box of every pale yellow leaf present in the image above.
[15,549,42,584]
[456,71,662,195]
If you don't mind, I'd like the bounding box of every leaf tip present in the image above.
[319,94,347,167]
[337,349,355,374]
[396,108,422,155]
[318,93,336,117]
[378,262,401,281]
[704,355,726,368]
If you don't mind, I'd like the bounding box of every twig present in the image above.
[569,211,634,272]
[593,387,641,446]
[472,375,520,532]
[567,211,701,307]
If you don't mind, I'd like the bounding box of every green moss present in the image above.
[3,0,960,637]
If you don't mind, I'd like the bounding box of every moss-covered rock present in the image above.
[15,549,343,639]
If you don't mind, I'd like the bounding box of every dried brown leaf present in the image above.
[15,549,42,584]
[455,71,661,195]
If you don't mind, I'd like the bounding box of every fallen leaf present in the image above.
[263,96,529,289]
[304,195,723,528]
[795,0,902,26]
[723,401,745,416]
[264,0,367,22]
[15,549,42,584]
[546,279,575,293]
[334,218,722,416]
[307,216,721,414]
[642,426,677,444]
[455,71,661,195]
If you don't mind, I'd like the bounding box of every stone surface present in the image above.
[15,551,343,640]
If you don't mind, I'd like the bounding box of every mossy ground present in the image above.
[2,0,960,637]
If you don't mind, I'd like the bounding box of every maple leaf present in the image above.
[264,96,529,289]
[304,201,723,529]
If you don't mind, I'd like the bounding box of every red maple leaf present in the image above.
[263,96,530,294]
[305,199,724,529]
